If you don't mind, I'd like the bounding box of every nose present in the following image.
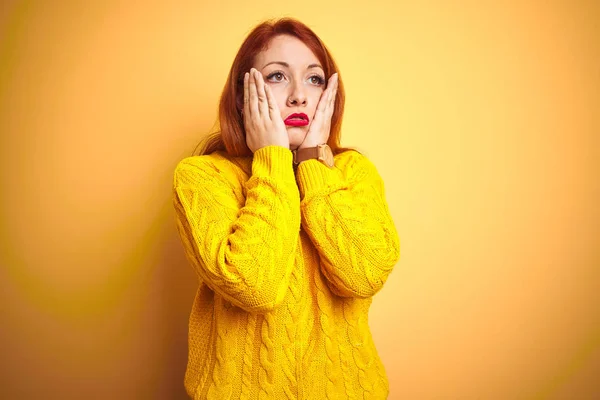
[286,82,307,106]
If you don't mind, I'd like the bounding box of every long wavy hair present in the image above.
[192,17,359,157]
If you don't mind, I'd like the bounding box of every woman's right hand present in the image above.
[243,68,289,153]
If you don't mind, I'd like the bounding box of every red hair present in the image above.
[193,17,359,157]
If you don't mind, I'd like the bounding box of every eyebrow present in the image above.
[261,61,323,70]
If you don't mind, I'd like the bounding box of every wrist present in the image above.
[292,143,334,168]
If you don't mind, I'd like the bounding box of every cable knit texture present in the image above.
[172,145,400,399]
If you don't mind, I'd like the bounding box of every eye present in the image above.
[265,71,326,86]
[266,71,285,82]
[309,74,325,85]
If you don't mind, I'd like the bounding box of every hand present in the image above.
[298,72,339,149]
[243,68,289,153]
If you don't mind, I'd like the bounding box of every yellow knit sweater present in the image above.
[172,145,400,400]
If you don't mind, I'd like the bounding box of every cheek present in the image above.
[308,89,325,116]
[266,84,287,109]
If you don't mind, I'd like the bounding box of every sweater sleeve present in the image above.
[295,151,400,298]
[172,145,301,313]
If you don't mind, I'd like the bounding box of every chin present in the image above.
[287,130,306,149]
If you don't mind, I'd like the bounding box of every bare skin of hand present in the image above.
[298,72,339,150]
[243,68,289,153]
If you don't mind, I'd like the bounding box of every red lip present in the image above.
[284,113,309,126]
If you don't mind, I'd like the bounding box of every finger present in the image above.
[328,73,338,109]
[331,72,338,99]
[255,70,270,120]
[248,68,259,118]
[328,73,336,97]
[320,73,335,117]
[243,72,249,120]
[264,84,280,121]
[314,84,329,119]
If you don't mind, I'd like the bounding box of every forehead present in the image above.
[255,35,320,69]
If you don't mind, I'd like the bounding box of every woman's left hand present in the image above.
[298,73,338,149]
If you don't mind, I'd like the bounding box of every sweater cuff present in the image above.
[252,145,295,182]
[295,159,345,199]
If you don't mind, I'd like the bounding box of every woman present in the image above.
[172,17,400,400]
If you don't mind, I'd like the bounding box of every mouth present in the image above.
[284,112,309,127]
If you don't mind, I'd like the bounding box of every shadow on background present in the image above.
[155,198,199,399]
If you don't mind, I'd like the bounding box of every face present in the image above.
[253,34,326,150]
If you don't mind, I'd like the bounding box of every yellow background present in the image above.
[1,1,598,399]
